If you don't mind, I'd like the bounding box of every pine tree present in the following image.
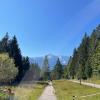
[22,56,30,77]
[85,59,93,78]
[9,35,23,81]
[66,25,100,80]
[78,33,89,80]
[0,33,9,53]
[89,25,100,56]
[69,48,78,79]
[64,56,72,79]
[91,41,100,75]
[41,56,50,80]
[87,25,100,78]
[54,58,63,79]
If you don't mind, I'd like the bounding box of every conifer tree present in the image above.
[54,58,63,79]
[78,33,89,79]
[85,59,93,78]
[22,56,30,77]
[9,35,23,81]
[42,56,50,80]
[91,41,100,75]
[64,56,72,79]
[69,48,78,79]
[0,33,9,53]
[66,25,100,80]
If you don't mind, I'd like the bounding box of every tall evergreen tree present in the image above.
[87,25,100,78]
[66,25,100,80]
[0,34,34,82]
[9,35,23,81]
[89,25,100,56]
[85,59,93,78]
[78,33,89,79]
[69,48,78,79]
[22,56,30,77]
[0,33,9,53]
[41,56,50,80]
[64,56,72,79]
[91,41,100,75]
[54,58,63,79]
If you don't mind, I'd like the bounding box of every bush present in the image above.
[0,53,18,83]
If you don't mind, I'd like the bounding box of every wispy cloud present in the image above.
[65,0,100,36]
[60,0,100,55]
[72,0,100,33]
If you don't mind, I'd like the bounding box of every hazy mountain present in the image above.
[29,54,69,69]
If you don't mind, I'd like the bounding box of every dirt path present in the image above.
[70,80,100,88]
[38,82,57,100]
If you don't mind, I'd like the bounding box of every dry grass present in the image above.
[14,83,45,100]
[0,82,46,100]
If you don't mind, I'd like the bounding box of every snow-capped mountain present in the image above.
[29,54,69,69]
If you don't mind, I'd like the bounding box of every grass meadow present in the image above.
[53,80,100,100]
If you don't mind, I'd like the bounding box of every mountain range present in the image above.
[29,54,69,69]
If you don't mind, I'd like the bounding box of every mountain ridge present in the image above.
[29,54,69,69]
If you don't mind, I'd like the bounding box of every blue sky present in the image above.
[0,0,100,57]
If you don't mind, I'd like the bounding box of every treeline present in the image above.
[0,33,40,84]
[41,56,64,80]
[1,24,100,83]
[64,25,100,80]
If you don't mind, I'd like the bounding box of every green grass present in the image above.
[0,91,9,100]
[28,84,45,100]
[53,80,100,100]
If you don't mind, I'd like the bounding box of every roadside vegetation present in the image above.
[15,83,46,100]
[0,82,47,100]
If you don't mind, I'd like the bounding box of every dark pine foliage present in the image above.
[53,58,63,79]
[66,25,100,80]
[0,33,30,83]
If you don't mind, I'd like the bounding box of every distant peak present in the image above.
[46,54,55,59]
